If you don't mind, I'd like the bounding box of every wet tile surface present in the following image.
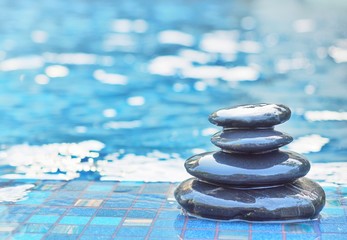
[0,180,346,239]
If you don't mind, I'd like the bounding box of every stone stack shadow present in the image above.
[175,103,325,222]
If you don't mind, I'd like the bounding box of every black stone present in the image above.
[174,177,325,222]
[185,150,310,186]
[211,129,293,153]
[208,103,291,128]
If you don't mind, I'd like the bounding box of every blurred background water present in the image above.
[0,0,346,182]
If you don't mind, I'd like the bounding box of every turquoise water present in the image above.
[0,0,347,239]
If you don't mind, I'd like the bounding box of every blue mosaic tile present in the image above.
[18,223,52,233]
[321,207,346,216]
[27,215,59,224]
[54,191,80,198]
[252,223,283,232]
[142,184,171,193]
[0,214,28,223]
[11,233,44,240]
[218,230,249,240]
[45,198,76,206]
[62,182,89,191]
[67,207,96,216]
[127,209,157,218]
[132,200,162,209]
[36,207,67,215]
[80,235,113,240]
[83,225,116,235]
[109,193,137,200]
[7,206,37,214]
[114,186,142,193]
[59,216,91,225]
[157,210,182,219]
[103,199,133,208]
[186,219,217,229]
[96,209,127,217]
[138,194,166,201]
[16,198,46,205]
[45,234,79,240]
[320,216,347,224]
[82,193,109,199]
[320,223,347,233]
[86,184,114,192]
[153,218,184,228]
[150,228,180,238]
[252,232,283,240]
[116,226,149,237]
[184,229,215,239]
[284,223,316,234]
[90,217,122,225]
[51,224,84,234]
[218,221,250,231]
[285,234,321,240]
[321,233,347,240]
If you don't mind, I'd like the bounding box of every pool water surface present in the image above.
[0,0,346,239]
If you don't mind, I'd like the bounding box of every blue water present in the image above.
[0,1,347,239]
[0,0,346,181]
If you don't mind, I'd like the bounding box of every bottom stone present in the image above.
[174,177,325,222]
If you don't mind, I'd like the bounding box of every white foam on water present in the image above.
[287,134,329,154]
[111,19,133,33]
[305,111,347,121]
[148,55,192,76]
[178,49,211,64]
[308,162,347,184]
[132,19,148,33]
[238,41,262,53]
[34,74,50,85]
[75,126,88,133]
[103,33,136,52]
[182,66,226,79]
[194,81,207,91]
[103,120,142,129]
[0,55,44,71]
[43,52,110,65]
[97,151,189,182]
[111,19,148,33]
[328,45,347,63]
[127,96,145,106]
[103,108,117,118]
[93,69,128,85]
[0,184,35,202]
[158,30,195,46]
[0,141,345,184]
[276,55,311,73]
[0,141,105,181]
[200,30,239,54]
[45,65,69,78]
[222,66,260,81]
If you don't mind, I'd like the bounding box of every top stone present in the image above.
[209,103,291,128]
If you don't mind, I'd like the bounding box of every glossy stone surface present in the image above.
[211,129,293,153]
[209,103,291,128]
[185,150,310,186]
[174,177,325,222]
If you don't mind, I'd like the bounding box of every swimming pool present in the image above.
[0,0,346,239]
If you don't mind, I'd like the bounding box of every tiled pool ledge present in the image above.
[0,180,346,240]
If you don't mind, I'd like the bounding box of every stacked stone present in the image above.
[175,103,325,222]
